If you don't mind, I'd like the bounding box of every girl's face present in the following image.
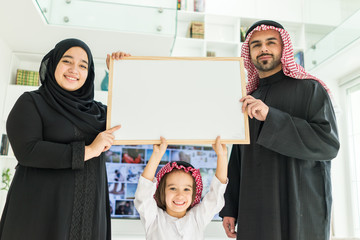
[165,170,194,218]
[54,46,89,91]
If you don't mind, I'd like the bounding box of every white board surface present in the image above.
[107,57,249,145]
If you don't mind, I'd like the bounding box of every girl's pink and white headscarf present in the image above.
[155,161,203,207]
[242,20,331,95]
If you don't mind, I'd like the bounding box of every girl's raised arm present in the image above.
[212,136,228,184]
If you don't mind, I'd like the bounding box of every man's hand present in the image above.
[222,216,237,238]
[240,95,269,121]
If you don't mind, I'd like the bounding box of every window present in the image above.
[346,82,360,236]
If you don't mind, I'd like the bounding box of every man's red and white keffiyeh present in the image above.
[242,24,331,95]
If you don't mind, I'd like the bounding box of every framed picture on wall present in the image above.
[106,144,224,220]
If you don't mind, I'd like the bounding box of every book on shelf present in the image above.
[206,51,216,57]
[294,51,304,68]
[181,0,204,12]
[16,69,39,86]
[187,21,204,39]
[240,27,248,42]
[194,0,205,12]
[1,134,9,156]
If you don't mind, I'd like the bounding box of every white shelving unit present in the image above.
[172,11,306,58]
[172,11,241,57]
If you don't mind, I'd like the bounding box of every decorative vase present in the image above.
[101,70,109,91]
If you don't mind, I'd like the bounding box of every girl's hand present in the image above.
[212,136,227,158]
[212,136,228,184]
[85,125,121,161]
[106,52,131,70]
[152,137,168,160]
[141,137,168,181]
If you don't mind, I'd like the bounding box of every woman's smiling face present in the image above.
[54,46,89,91]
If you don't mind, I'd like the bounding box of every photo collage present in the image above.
[105,144,222,220]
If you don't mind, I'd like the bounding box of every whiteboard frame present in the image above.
[107,56,249,145]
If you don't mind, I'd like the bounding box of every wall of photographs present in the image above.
[105,144,221,220]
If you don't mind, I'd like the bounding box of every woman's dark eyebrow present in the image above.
[62,55,88,65]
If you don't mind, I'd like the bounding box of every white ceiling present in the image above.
[0,0,175,59]
[1,0,360,83]
[309,36,360,86]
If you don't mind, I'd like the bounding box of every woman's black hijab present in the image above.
[38,38,106,137]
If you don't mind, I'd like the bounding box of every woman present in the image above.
[0,38,120,240]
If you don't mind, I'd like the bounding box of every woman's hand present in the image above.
[84,125,121,161]
[106,52,131,70]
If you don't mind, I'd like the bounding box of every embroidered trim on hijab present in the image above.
[242,20,332,97]
[155,161,203,207]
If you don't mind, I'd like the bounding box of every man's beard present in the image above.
[252,54,281,72]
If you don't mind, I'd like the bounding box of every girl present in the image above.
[134,136,228,240]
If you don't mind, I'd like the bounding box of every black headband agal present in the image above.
[245,20,284,39]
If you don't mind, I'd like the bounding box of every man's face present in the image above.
[249,29,283,77]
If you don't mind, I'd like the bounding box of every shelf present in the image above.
[176,11,205,39]
[205,14,240,42]
[177,10,205,20]
[2,85,37,122]
[0,156,15,161]
[172,37,205,56]
[10,52,109,91]
[206,41,240,57]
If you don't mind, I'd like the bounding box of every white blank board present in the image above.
[107,57,249,145]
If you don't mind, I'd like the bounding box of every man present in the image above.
[219,20,340,240]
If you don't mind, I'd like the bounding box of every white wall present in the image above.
[0,37,12,134]
[309,36,360,237]
[205,0,303,22]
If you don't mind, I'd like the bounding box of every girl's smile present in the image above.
[164,170,194,218]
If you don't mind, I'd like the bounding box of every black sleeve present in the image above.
[219,144,241,220]
[257,83,340,161]
[6,93,84,170]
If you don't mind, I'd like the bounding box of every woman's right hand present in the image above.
[84,125,121,161]
[106,52,131,70]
